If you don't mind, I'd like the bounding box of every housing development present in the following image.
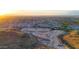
[0,16,79,49]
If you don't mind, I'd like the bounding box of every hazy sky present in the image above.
[0,0,79,16]
[67,11,79,15]
[5,10,69,16]
[3,10,79,16]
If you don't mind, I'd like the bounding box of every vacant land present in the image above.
[0,30,38,49]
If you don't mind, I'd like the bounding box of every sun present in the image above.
[0,3,14,15]
[0,0,18,15]
[0,9,12,15]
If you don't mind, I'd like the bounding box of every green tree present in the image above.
[75,20,79,24]
[62,22,69,30]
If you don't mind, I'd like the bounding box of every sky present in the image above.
[0,0,79,16]
[4,10,69,16]
[2,10,79,16]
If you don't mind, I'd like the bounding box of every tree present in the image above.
[74,20,79,24]
[62,22,69,30]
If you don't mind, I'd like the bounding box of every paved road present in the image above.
[31,30,65,48]
[48,30,65,49]
[21,28,65,48]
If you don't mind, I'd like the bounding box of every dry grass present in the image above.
[0,30,38,49]
[63,30,79,48]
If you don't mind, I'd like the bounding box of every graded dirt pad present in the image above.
[0,30,38,49]
[63,30,79,48]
